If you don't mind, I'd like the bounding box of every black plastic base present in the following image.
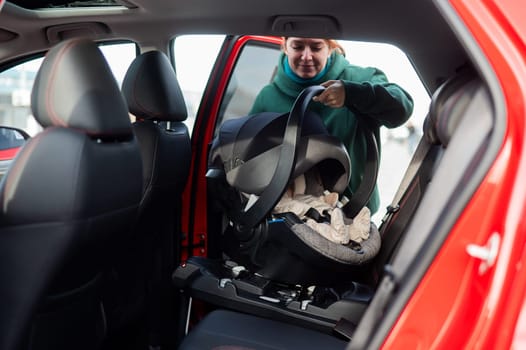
[172,256,373,334]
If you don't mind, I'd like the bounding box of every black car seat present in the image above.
[177,69,484,350]
[206,86,381,286]
[0,38,143,350]
[104,50,190,349]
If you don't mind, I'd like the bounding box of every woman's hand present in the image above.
[312,80,346,108]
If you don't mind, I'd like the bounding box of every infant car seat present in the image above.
[207,86,381,286]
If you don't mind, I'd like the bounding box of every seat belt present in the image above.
[382,136,432,222]
[372,136,439,277]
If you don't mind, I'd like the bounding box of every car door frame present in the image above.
[181,35,282,260]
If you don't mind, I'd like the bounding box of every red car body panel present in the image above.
[384,0,526,349]
[0,147,20,161]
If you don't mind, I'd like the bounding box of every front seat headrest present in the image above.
[30,38,132,138]
[121,50,188,122]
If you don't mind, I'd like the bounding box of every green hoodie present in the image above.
[250,52,414,214]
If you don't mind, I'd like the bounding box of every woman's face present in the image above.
[284,38,331,79]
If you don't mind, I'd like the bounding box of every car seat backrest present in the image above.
[107,50,191,348]
[0,38,143,350]
[371,68,481,285]
[122,50,190,206]
[425,72,482,147]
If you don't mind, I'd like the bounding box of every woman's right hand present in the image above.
[312,80,346,108]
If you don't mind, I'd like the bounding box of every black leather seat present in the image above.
[104,50,190,349]
[0,38,143,350]
[179,309,349,350]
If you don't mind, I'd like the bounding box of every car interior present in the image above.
[0,0,502,349]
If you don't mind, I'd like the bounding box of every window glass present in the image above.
[215,43,281,129]
[99,42,137,87]
[173,35,225,131]
[336,41,430,223]
[0,58,41,134]
[338,41,429,139]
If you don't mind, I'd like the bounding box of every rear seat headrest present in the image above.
[122,50,188,122]
[31,38,133,138]
[424,72,481,147]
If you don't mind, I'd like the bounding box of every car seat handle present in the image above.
[342,122,380,218]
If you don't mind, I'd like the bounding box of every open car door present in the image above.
[181,35,282,260]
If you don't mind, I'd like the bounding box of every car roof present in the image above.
[0,0,468,93]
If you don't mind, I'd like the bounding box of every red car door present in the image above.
[379,0,526,349]
[180,35,282,260]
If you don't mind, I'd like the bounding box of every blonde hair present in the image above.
[282,37,346,56]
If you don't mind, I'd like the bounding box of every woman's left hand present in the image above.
[312,80,345,108]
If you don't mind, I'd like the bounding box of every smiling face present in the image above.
[284,37,331,79]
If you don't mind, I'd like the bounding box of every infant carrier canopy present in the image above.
[207,86,381,286]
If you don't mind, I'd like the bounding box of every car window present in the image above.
[213,42,282,130]
[173,35,226,132]
[0,41,137,137]
[336,41,430,223]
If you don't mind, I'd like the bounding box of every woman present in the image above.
[250,37,414,214]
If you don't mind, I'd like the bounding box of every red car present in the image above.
[0,126,28,179]
[0,0,525,350]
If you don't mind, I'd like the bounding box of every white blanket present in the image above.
[273,183,370,245]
